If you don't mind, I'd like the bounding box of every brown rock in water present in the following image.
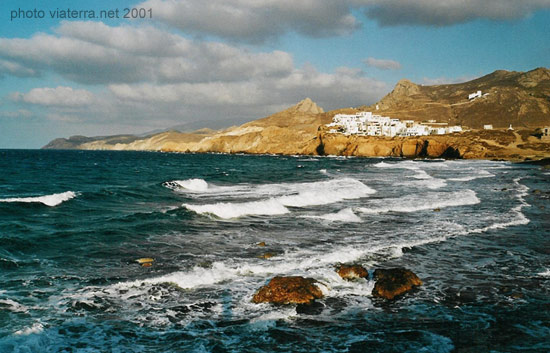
[257,242,266,247]
[372,268,422,300]
[252,276,324,305]
[337,264,368,280]
[258,252,275,259]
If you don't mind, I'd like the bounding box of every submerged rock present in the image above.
[372,268,422,300]
[252,276,324,305]
[337,264,368,280]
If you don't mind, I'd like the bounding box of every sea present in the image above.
[0,149,548,352]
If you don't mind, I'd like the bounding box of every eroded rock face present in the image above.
[372,268,422,300]
[252,276,324,305]
[337,265,368,280]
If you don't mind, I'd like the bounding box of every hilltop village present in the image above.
[326,112,463,137]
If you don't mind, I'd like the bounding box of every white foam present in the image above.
[0,299,28,313]
[374,161,447,189]
[537,269,550,277]
[465,177,530,233]
[0,191,77,207]
[301,208,362,223]
[358,190,480,214]
[164,179,209,192]
[449,170,495,182]
[14,323,44,336]
[374,161,401,169]
[184,199,290,219]
[277,179,374,207]
[184,178,376,219]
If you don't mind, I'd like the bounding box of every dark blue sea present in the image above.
[0,150,549,352]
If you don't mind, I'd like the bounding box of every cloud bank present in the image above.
[358,0,550,27]
[137,0,360,43]
[0,22,386,130]
[136,0,550,43]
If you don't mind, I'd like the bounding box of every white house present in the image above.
[484,124,493,130]
[327,112,462,137]
[469,91,482,100]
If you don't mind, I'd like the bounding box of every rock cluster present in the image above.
[252,266,422,306]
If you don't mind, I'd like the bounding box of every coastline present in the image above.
[42,128,550,163]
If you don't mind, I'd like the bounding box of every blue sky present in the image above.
[1,0,549,148]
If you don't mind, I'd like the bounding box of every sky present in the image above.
[1,0,549,148]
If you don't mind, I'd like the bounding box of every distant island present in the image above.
[44,68,550,161]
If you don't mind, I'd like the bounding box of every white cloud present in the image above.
[12,86,94,106]
[137,0,359,43]
[355,0,550,26]
[0,59,38,78]
[0,22,294,84]
[363,57,401,70]
[1,21,387,131]
[108,64,387,112]
[132,0,550,41]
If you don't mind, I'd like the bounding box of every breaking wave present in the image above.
[467,178,530,233]
[183,178,376,219]
[184,199,290,219]
[358,190,480,214]
[375,161,447,189]
[449,170,495,182]
[0,191,77,207]
[164,179,209,192]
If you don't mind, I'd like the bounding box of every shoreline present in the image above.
[40,123,550,162]
[12,146,549,164]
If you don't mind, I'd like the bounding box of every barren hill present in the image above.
[363,67,550,128]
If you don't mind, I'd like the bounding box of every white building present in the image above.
[327,112,463,137]
[469,91,482,100]
[484,124,493,130]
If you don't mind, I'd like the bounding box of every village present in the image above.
[326,111,463,137]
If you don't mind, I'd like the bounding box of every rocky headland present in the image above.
[43,68,550,161]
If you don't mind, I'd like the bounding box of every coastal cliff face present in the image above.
[318,129,550,161]
[43,69,550,161]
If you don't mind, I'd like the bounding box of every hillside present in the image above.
[362,67,550,129]
[43,68,550,160]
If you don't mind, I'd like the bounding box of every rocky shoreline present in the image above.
[43,128,550,162]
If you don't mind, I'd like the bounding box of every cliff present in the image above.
[317,128,550,161]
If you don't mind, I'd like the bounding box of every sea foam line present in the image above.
[357,190,480,214]
[183,178,376,219]
[0,191,77,207]
[467,177,530,233]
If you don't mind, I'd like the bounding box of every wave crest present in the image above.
[0,191,77,207]
[184,178,376,219]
